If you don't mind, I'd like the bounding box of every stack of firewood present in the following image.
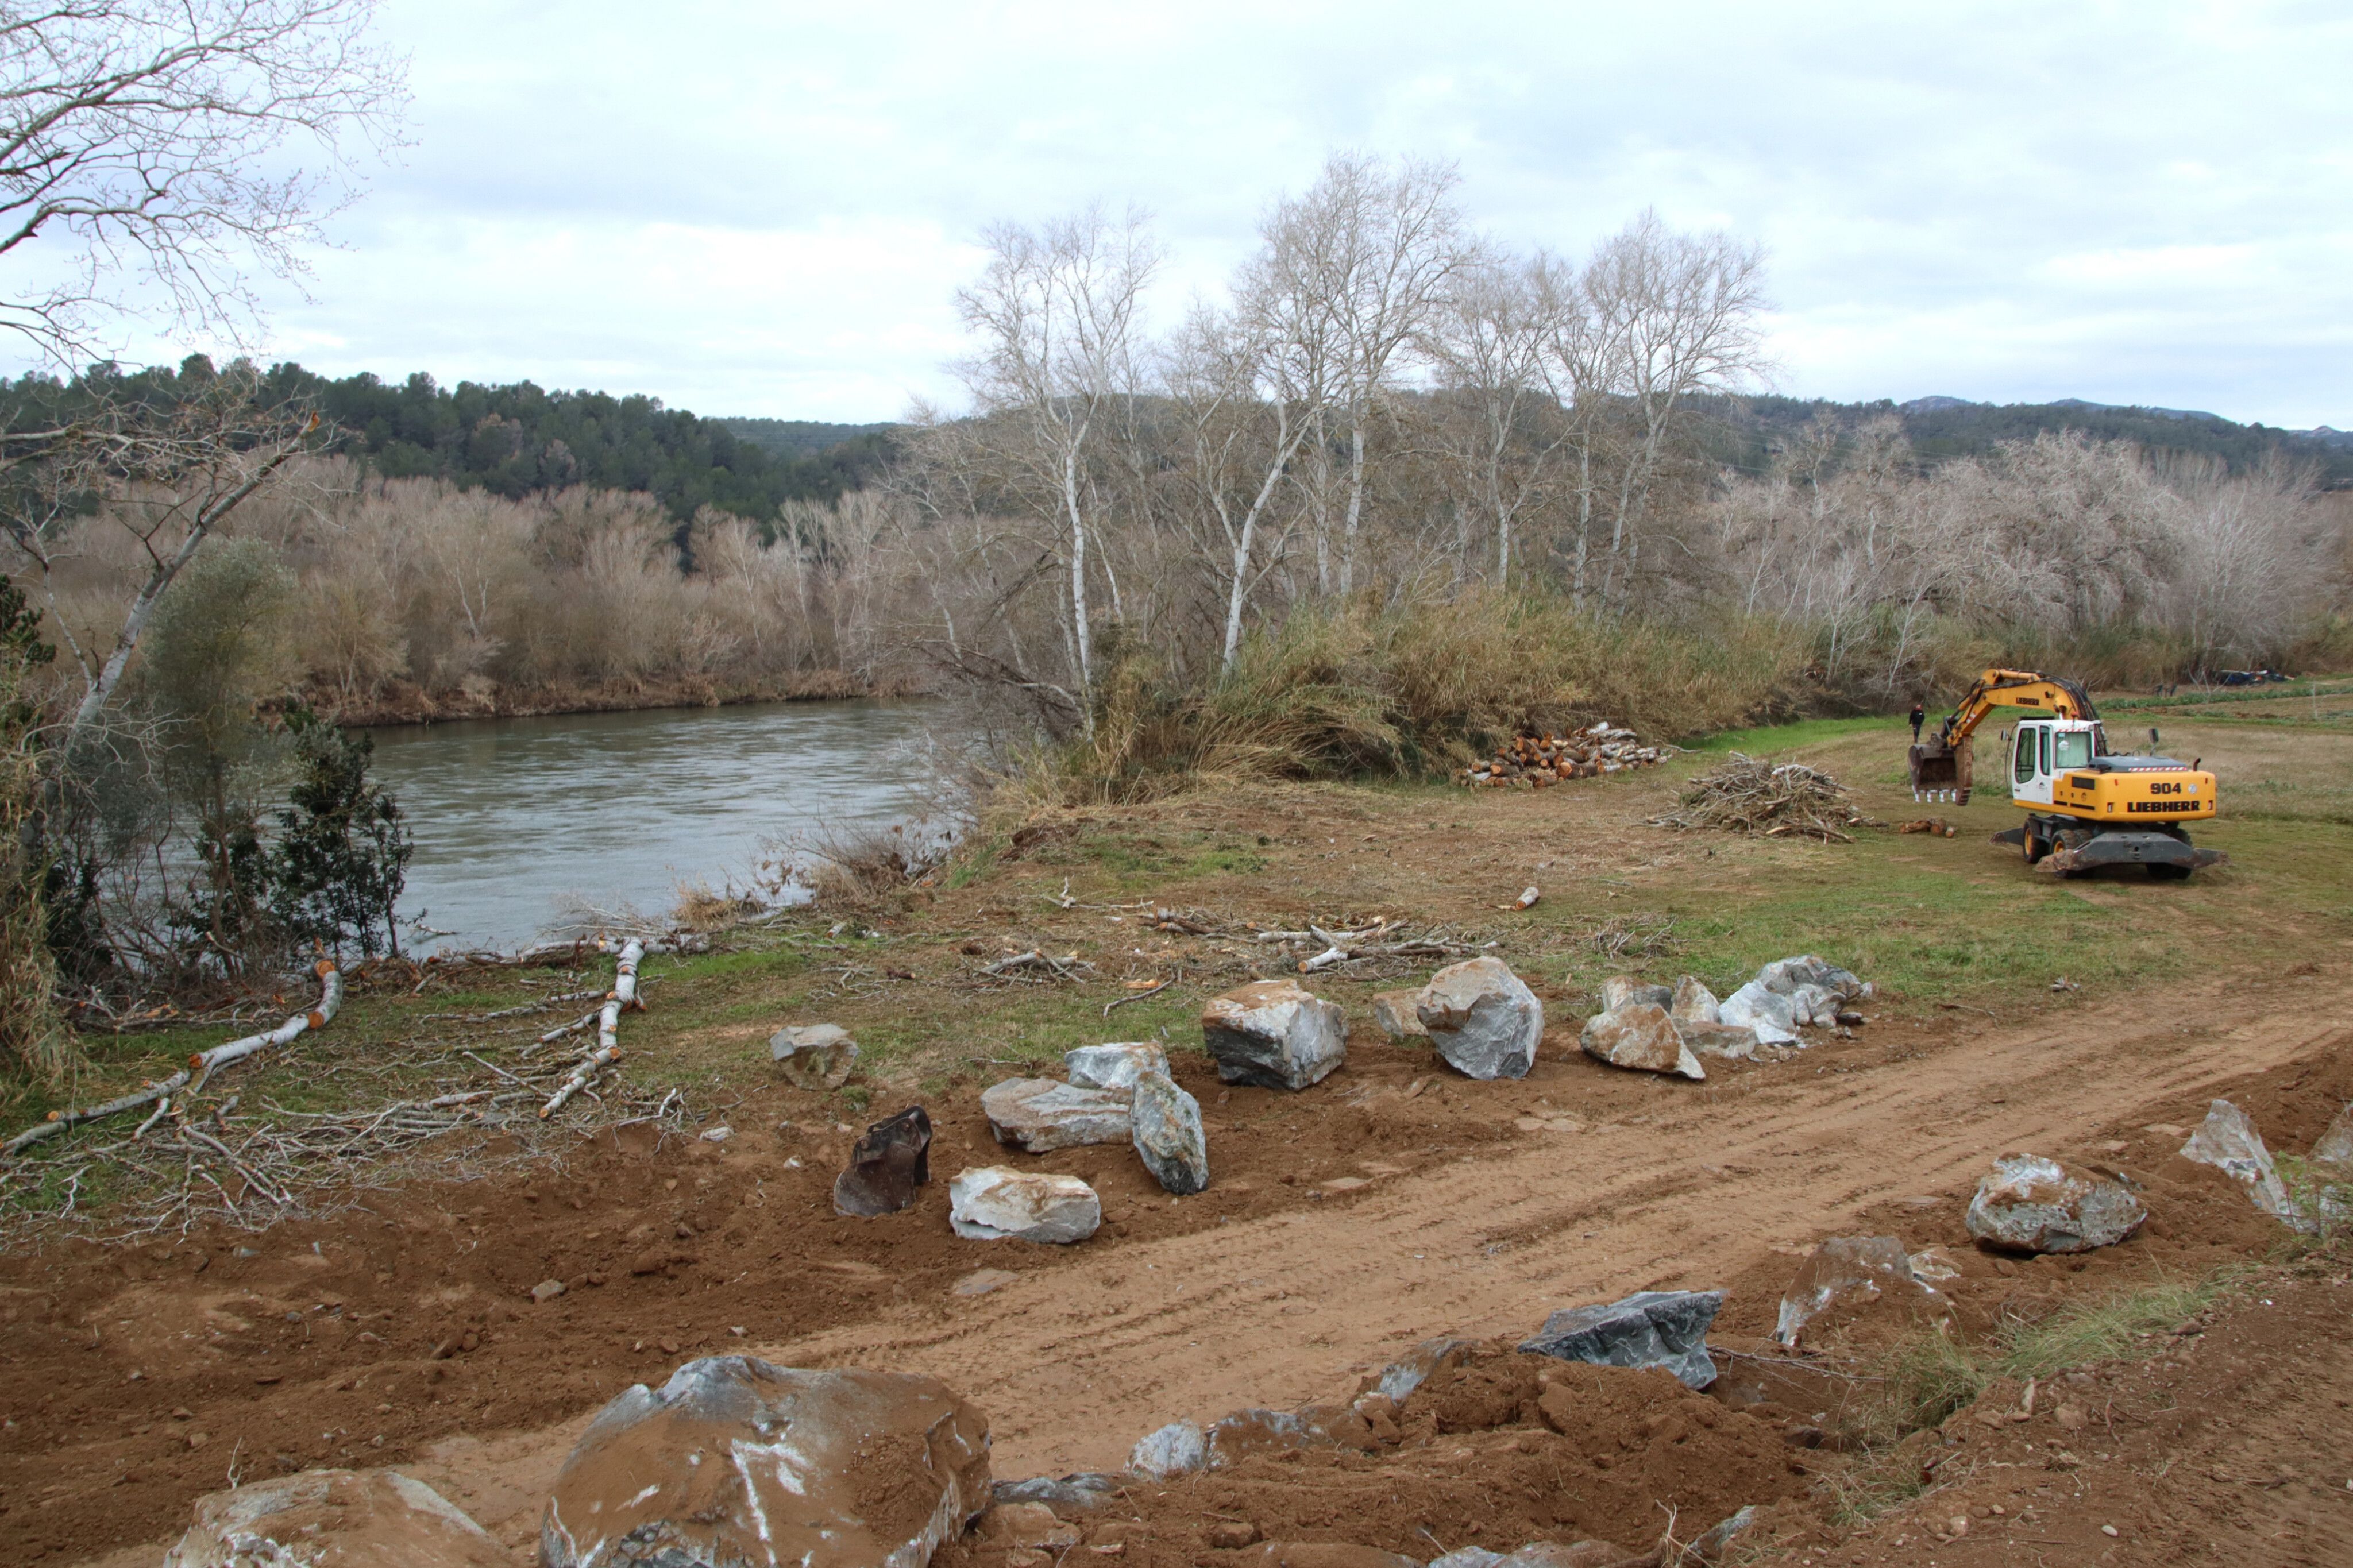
[1458,723,1666,789]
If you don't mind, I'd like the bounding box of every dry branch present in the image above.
[191,961,345,1080]
[1648,752,1872,841]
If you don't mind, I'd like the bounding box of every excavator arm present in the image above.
[1911,668,2098,803]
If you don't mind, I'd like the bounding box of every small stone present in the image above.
[1785,982,1838,1027]
[770,1023,859,1089]
[1668,975,1720,1026]
[1965,1154,2147,1253]
[982,1079,1133,1153]
[952,1268,1019,1297]
[1946,1515,1969,1537]
[833,1104,932,1217]
[982,1502,1080,1551]
[1370,990,1428,1041]
[1202,981,1347,1091]
[1718,981,1799,1045]
[1599,975,1672,1013]
[2180,1098,2305,1227]
[2056,1403,2086,1431]
[1208,1521,1262,1549]
[1129,1070,1209,1195]
[1418,957,1544,1080]
[1520,1289,1725,1389]
[1064,1043,1169,1094]
[165,1468,506,1568]
[541,1357,988,1568]
[1579,1003,1704,1080]
[1128,1420,1206,1478]
[2101,1524,2120,1538]
[531,1279,566,1303]
[949,1167,1101,1244]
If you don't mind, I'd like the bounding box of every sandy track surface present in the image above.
[378,971,2351,1551]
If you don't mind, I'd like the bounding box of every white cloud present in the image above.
[86,0,2353,425]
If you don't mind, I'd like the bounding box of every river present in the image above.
[364,700,946,951]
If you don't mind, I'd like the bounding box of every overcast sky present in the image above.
[158,1,2353,426]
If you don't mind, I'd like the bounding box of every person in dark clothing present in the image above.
[1908,701,1926,743]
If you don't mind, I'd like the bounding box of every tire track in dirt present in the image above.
[746,978,2352,1477]
[381,975,2351,1551]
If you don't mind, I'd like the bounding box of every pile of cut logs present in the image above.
[1459,723,1665,789]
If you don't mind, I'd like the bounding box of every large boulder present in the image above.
[982,1078,1133,1152]
[1598,975,1672,1012]
[541,1357,989,1568]
[771,1023,859,1089]
[1669,975,1720,1026]
[1579,1003,1704,1080]
[1676,1019,1760,1060]
[949,1167,1101,1243]
[1418,956,1544,1080]
[1718,981,1799,1045]
[1202,980,1347,1090]
[1129,1069,1209,1195]
[1775,1235,1928,1348]
[1519,1289,1725,1390]
[833,1104,932,1217]
[1964,1154,2147,1253]
[1064,1042,1168,1094]
[2180,1099,2304,1226]
[166,1469,506,1568]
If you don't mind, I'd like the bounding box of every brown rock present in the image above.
[1208,1521,1263,1549]
[1578,1003,1704,1080]
[832,1104,932,1216]
[1370,990,1428,1041]
[982,1502,1081,1550]
[165,1468,506,1567]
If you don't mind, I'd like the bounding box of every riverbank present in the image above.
[8,706,2352,1565]
[311,667,917,727]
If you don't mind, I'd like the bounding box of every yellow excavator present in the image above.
[1908,667,2224,879]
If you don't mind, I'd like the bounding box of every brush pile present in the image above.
[1458,722,1666,789]
[1650,752,1872,841]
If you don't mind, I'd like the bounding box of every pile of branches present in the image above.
[1650,752,1873,843]
[1458,724,1667,789]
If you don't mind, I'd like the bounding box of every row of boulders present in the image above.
[1457,722,1667,789]
[1576,955,1870,1080]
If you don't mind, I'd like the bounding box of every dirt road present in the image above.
[367,969,2349,1555]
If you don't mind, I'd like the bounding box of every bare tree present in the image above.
[1579,210,1769,607]
[1424,252,1570,580]
[953,206,1161,728]
[0,0,405,362]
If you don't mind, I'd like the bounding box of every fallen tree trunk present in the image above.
[541,939,643,1119]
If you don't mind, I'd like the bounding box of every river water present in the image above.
[364,700,945,951]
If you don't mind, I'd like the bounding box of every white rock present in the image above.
[1129,1420,1206,1478]
[1599,975,1672,1012]
[1719,981,1799,1045]
[1202,980,1347,1090]
[1064,1042,1168,1094]
[1964,1154,2147,1253]
[168,1469,507,1568]
[1418,956,1544,1080]
[541,1357,989,1568]
[949,1167,1102,1244]
[1787,982,1837,1027]
[2310,1101,2353,1167]
[981,1078,1133,1152]
[1669,975,1721,1026]
[2181,1099,2307,1229]
[770,1022,859,1088]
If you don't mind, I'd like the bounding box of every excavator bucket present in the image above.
[1908,740,1972,805]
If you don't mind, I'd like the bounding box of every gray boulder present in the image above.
[541,1358,990,1568]
[1669,975,1721,1026]
[949,1167,1101,1243]
[2180,1099,2305,1227]
[1064,1042,1168,1094]
[1579,1003,1704,1080]
[1521,1289,1725,1389]
[992,1473,1122,1512]
[1128,1420,1206,1478]
[1202,980,1347,1090]
[982,1077,1133,1152]
[770,1022,859,1089]
[1785,982,1838,1027]
[1718,980,1799,1045]
[1599,975,1673,1012]
[1676,1019,1759,1060]
[1418,956,1544,1080]
[1130,1069,1209,1195]
[1757,955,1865,1000]
[1964,1154,2147,1253]
[1371,989,1429,1041]
[167,1469,506,1568]
[2315,1102,2353,1167]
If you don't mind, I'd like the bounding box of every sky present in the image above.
[113,0,2353,426]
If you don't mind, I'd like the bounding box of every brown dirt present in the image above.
[10,964,2352,1565]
